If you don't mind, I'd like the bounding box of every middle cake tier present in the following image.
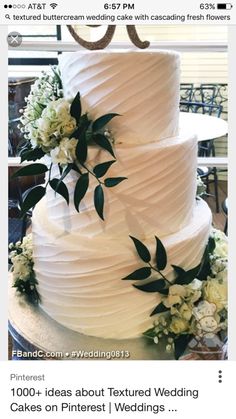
[44,134,197,239]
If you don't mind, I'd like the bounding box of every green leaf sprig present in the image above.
[123,235,217,359]
[70,103,127,220]
[123,236,171,296]
[123,235,214,317]
[12,88,127,220]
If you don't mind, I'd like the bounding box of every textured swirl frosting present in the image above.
[31,50,212,341]
[32,135,212,339]
[59,50,180,144]
[45,135,197,239]
[33,199,212,339]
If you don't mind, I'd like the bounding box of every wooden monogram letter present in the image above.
[67,25,150,50]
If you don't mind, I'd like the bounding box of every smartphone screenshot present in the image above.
[1,0,235,417]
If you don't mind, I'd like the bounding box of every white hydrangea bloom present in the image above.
[12,253,31,282]
[202,278,227,311]
[164,281,202,309]
[50,137,77,165]
[35,99,76,152]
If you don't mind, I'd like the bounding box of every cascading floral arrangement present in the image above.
[13,66,127,220]
[123,229,227,359]
[9,234,39,304]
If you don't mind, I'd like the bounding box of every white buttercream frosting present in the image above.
[59,50,180,144]
[44,134,197,239]
[33,199,211,339]
[30,50,212,340]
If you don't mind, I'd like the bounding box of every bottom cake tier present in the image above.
[8,277,175,360]
[32,198,212,340]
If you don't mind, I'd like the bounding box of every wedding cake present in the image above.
[32,50,212,340]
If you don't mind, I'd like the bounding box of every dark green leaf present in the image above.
[74,173,89,212]
[93,133,115,158]
[133,279,166,293]
[155,236,167,271]
[196,245,211,281]
[197,262,211,281]
[92,113,120,132]
[72,114,91,139]
[104,177,127,187]
[172,265,186,277]
[11,163,48,179]
[122,267,151,280]
[70,91,81,124]
[75,134,87,163]
[174,263,201,285]
[208,236,216,254]
[71,163,82,175]
[55,163,73,193]
[94,184,104,220]
[49,178,69,205]
[186,264,201,280]
[80,113,91,128]
[20,147,45,163]
[174,334,192,360]
[143,327,156,339]
[93,160,116,178]
[20,185,46,216]
[85,131,93,144]
[150,302,169,316]
[129,236,151,263]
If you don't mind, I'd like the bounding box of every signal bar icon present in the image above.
[50,3,58,9]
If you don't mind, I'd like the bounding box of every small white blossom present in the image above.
[169,317,189,334]
[166,344,173,353]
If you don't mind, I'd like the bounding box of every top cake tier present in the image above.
[59,50,180,144]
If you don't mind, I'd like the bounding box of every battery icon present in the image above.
[217,3,233,9]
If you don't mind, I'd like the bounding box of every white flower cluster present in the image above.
[21,96,77,154]
[19,68,77,158]
[202,229,228,313]
[20,68,62,131]
[150,229,228,352]
[9,234,34,285]
[153,279,203,352]
[34,99,77,152]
